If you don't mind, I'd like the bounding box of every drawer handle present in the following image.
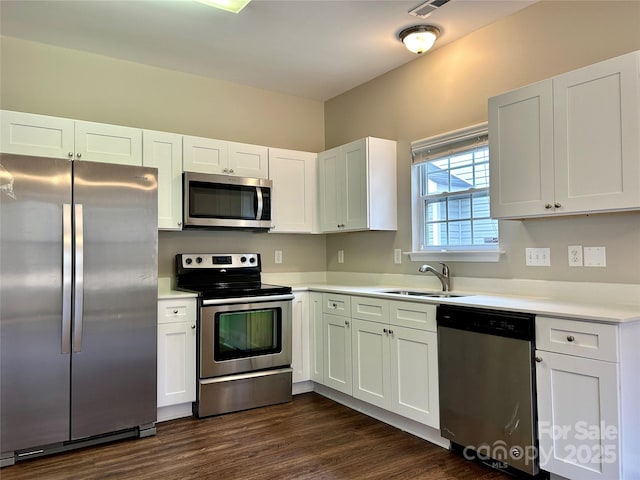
[191,324,196,329]
[173,310,179,314]
[383,328,388,333]
[566,335,575,342]
[388,329,394,335]
[332,303,337,308]
[345,320,350,327]
[535,356,543,363]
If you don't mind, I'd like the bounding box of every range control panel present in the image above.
[178,253,259,269]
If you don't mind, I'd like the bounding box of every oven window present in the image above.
[190,182,257,220]
[214,308,282,361]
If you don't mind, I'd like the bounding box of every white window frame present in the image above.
[409,123,503,262]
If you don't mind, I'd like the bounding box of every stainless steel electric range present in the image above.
[175,253,294,418]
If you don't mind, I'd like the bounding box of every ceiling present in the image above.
[0,0,536,101]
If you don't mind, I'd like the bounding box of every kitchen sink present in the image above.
[381,290,466,298]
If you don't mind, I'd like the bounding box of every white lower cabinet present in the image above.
[389,324,439,427]
[157,298,196,409]
[535,316,640,480]
[291,292,310,384]
[309,292,324,383]
[323,312,353,395]
[351,318,390,409]
[314,293,439,429]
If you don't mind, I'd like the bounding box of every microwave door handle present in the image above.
[255,187,264,220]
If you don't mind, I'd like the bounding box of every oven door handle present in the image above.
[201,293,294,306]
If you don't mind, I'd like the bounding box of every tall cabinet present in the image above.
[489,50,640,218]
[318,137,397,233]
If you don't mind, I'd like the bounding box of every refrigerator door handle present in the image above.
[73,204,84,353]
[62,204,72,354]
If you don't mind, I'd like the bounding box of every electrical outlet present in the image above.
[568,245,583,267]
[337,250,344,264]
[525,247,551,267]
[274,250,282,264]
[393,248,402,265]
[584,246,606,267]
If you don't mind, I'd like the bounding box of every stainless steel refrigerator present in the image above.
[0,153,158,466]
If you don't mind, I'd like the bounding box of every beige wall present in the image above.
[324,0,640,284]
[0,36,327,277]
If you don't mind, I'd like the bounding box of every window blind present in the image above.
[411,122,488,165]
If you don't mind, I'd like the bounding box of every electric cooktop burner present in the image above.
[175,253,292,300]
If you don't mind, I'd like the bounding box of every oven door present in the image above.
[199,296,292,378]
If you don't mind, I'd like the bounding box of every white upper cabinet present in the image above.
[318,137,397,233]
[1,110,142,166]
[1,110,74,158]
[268,147,318,233]
[143,130,183,230]
[228,141,268,178]
[183,135,268,178]
[489,50,640,218]
[489,81,555,217]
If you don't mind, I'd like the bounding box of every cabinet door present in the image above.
[553,51,640,213]
[351,319,390,410]
[390,326,439,428]
[489,80,555,218]
[183,135,228,174]
[309,292,324,383]
[342,138,368,230]
[157,321,196,407]
[323,313,352,395]
[74,121,142,166]
[1,110,74,159]
[143,130,183,230]
[536,350,620,480]
[318,146,342,232]
[228,141,268,178]
[268,148,317,233]
[291,292,310,384]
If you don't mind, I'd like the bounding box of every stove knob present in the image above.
[240,256,247,263]
[185,258,193,265]
[195,257,203,264]
[249,257,256,263]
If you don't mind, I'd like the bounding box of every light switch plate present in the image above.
[393,249,402,264]
[337,250,344,264]
[275,250,283,264]
[525,247,550,266]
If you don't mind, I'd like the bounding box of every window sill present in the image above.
[407,250,504,263]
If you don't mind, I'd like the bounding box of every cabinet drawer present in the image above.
[536,316,618,362]
[390,301,437,332]
[322,293,351,317]
[351,296,389,323]
[158,298,197,325]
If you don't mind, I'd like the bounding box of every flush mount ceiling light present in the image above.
[193,0,252,14]
[399,25,441,54]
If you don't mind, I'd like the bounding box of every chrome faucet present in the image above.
[418,262,451,291]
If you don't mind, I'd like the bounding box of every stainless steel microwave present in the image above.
[183,172,272,230]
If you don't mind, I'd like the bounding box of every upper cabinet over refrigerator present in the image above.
[0,110,142,166]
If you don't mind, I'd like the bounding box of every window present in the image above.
[411,123,500,261]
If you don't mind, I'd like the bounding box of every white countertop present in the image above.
[295,284,640,324]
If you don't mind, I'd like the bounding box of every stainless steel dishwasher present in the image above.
[437,305,544,479]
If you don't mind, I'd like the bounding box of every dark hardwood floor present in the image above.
[1,393,513,480]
